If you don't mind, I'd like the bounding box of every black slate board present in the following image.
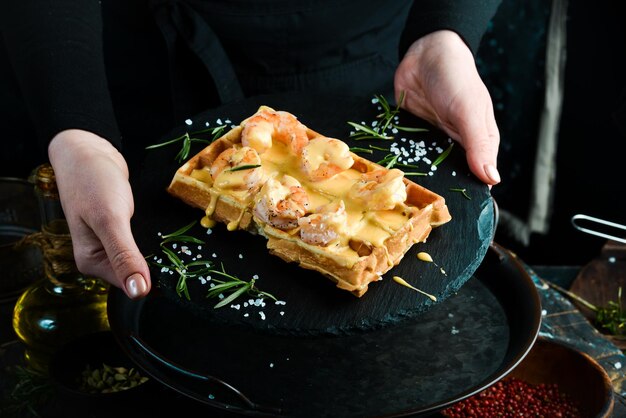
[131,93,494,335]
[107,244,541,417]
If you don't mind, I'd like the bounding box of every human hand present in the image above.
[394,30,501,186]
[48,129,151,299]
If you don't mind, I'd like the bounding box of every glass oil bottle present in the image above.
[12,163,110,373]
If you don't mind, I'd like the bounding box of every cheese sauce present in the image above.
[197,135,413,260]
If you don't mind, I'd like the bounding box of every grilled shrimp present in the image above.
[253,174,310,230]
[241,109,309,155]
[298,200,348,246]
[348,168,407,211]
[300,136,354,181]
[210,146,264,191]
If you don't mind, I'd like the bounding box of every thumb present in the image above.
[96,220,152,299]
[456,109,501,186]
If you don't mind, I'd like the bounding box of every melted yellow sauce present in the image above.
[196,135,413,260]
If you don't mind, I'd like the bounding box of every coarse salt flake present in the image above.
[616,362,622,370]
[185,119,193,125]
[259,311,266,320]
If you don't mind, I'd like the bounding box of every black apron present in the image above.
[149,0,412,121]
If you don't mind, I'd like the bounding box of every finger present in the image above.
[88,213,151,299]
[455,104,501,186]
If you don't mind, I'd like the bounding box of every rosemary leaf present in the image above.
[206,281,243,295]
[213,286,249,309]
[394,163,421,169]
[449,188,471,200]
[160,235,205,246]
[347,122,379,136]
[161,221,197,239]
[176,275,190,300]
[185,260,213,268]
[161,247,184,269]
[349,147,374,154]
[227,164,261,172]
[404,172,428,177]
[368,144,390,152]
[432,143,454,167]
[145,133,188,150]
[255,289,278,302]
[392,125,429,133]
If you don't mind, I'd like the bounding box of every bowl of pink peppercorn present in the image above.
[441,337,614,418]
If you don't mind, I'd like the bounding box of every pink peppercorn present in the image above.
[441,377,581,418]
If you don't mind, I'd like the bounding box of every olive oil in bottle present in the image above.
[12,164,110,374]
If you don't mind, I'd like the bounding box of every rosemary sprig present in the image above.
[596,287,626,337]
[0,365,54,418]
[150,222,277,307]
[545,281,626,338]
[147,221,209,300]
[145,125,227,163]
[160,220,204,246]
[205,263,277,309]
[347,121,394,141]
[347,92,428,142]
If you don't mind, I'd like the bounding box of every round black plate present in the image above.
[130,93,494,335]
[107,243,541,417]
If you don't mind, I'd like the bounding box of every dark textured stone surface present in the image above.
[131,93,494,335]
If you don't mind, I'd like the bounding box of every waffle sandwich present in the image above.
[167,106,452,297]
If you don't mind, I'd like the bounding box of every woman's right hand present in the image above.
[394,30,501,186]
[48,129,151,299]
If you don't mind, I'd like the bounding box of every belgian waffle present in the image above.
[167,106,451,296]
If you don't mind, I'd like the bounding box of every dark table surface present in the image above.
[3,263,625,417]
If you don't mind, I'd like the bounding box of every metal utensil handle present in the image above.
[571,214,626,244]
[129,333,282,415]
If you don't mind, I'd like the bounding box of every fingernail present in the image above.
[126,274,147,299]
[484,164,501,184]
